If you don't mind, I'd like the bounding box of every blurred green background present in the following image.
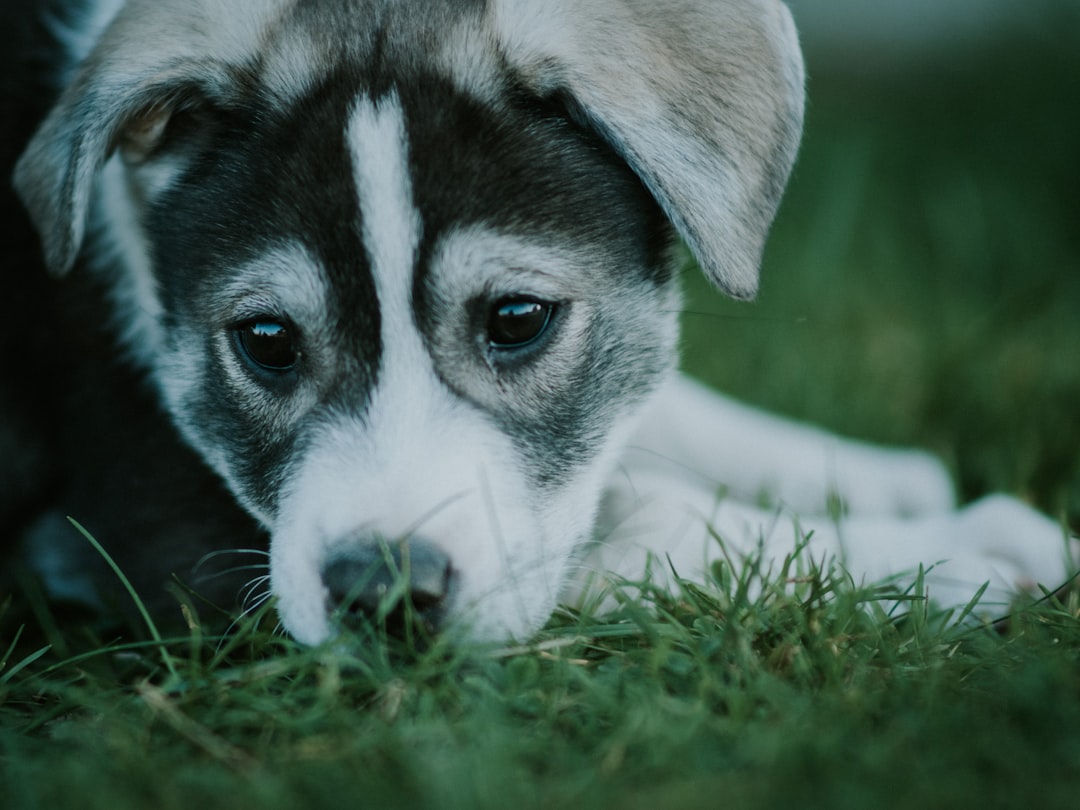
[681,0,1080,528]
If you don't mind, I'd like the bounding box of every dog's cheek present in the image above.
[150,334,301,524]
[504,281,680,493]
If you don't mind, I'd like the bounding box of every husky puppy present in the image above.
[2,0,1071,645]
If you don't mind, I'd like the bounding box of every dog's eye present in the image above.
[235,319,298,372]
[487,297,555,349]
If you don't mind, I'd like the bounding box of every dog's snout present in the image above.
[322,539,453,635]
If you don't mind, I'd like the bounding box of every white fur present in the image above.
[271,96,567,643]
[571,373,1075,613]
[94,155,165,367]
[219,243,334,335]
[627,374,956,517]
[21,0,1073,647]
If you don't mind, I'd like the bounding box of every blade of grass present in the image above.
[1,643,53,687]
[1,625,53,687]
[1,623,24,675]
[67,517,180,681]
[951,580,991,627]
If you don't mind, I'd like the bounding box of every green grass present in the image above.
[3,549,1080,809]
[3,18,1080,810]
[680,15,1080,524]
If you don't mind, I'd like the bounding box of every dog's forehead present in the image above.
[181,25,661,288]
[97,0,503,113]
[108,0,668,278]
[109,0,496,104]
[261,0,501,105]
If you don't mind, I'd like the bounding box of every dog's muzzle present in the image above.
[321,538,455,638]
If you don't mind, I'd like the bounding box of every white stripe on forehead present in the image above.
[347,93,421,355]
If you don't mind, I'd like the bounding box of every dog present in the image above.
[1,0,1072,646]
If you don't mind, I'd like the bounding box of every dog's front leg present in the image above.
[624,372,955,518]
[578,468,1074,615]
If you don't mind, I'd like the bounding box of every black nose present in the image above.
[322,539,454,636]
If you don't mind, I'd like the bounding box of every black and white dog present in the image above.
[2,0,1072,645]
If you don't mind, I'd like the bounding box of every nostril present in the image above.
[322,539,453,635]
[323,555,393,617]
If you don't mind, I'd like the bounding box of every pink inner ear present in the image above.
[119,105,173,164]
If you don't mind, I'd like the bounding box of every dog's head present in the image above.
[15,0,803,645]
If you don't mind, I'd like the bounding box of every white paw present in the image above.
[823,445,956,518]
[846,495,1075,611]
[949,495,1075,591]
[627,373,957,519]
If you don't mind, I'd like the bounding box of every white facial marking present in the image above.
[268,95,643,646]
[268,95,521,644]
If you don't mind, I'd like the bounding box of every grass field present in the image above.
[3,12,1080,810]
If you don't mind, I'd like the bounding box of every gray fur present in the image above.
[11,0,808,643]
[15,0,804,297]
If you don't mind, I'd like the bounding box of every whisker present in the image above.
[194,563,270,586]
[239,575,272,610]
[238,595,274,623]
[214,586,276,652]
[193,547,270,573]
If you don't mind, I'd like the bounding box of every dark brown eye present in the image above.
[487,297,555,349]
[236,319,298,372]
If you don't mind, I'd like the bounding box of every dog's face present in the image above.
[15,0,803,644]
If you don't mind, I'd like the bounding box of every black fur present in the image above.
[1,0,674,631]
[1,0,267,626]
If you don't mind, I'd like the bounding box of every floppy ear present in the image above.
[492,0,805,299]
[14,59,231,277]
[14,71,158,276]
[12,2,255,276]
